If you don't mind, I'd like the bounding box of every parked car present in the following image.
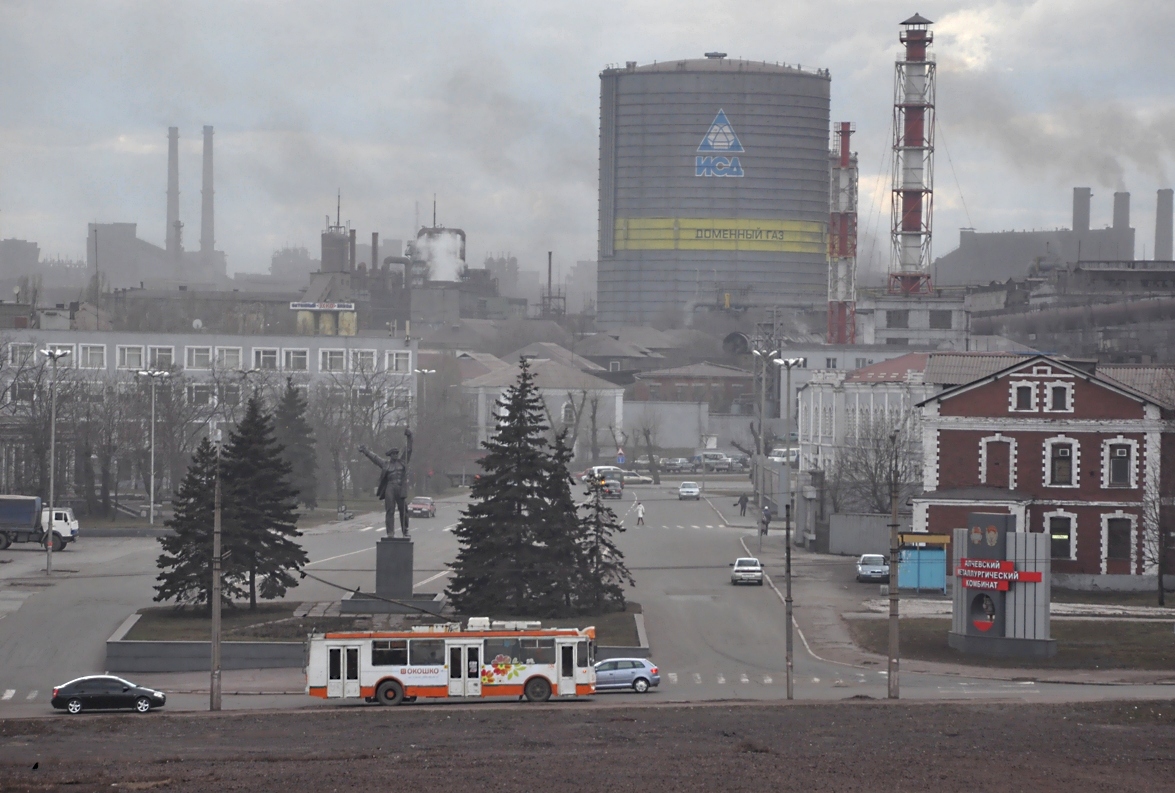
[730,557,764,585]
[580,465,626,483]
[856,554,889,583]
[677,481,701,500]
[621,470,653,485]
[768,448,799,465]
[632,455,657,471]
[728,453,751,471]
[593,658,660,693]
[407,496,436,518]
[51,675,166,714]
[602,478,625,499]
[661,458,691,473]
[691,451,731,472]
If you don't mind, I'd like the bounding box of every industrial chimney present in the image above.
[166,127,180,257]
[1113,192,1130,230]
[1157,189,1174,261]
[1072,187,1091,232]
[200,126,215,262]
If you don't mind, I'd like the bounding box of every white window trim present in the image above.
[8,342,35,366]
[252,347,280,371]
[1009,380,1037,413]
[282,348,310,372]
[319,348,346,373]
[387,350,412,373]
[78,344,106,370]
[117,345,144,370]
[1101,435,1139,490]
[185,346,212,370]
[1100,510,1138,575]
[148,346,175,369]
[45,343,75,366]
[978,434,1018,489]
[1043,508,1078,561]
[1043,380,1075,413]
[350,349,379,372]
[214,346,244,371]
[1042,435,1080,488]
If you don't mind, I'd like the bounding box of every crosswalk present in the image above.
[0,689,39,702]
[0,589,34,622]
[655,670,890,687]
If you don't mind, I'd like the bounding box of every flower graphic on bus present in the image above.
[482,655,527,684]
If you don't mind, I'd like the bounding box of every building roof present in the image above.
[575,333,663,360]
[1098,365,1175,405]
[844,353,930,383]
[463,358,621,392]
[638,361,751,380]
[923,352,1032,386]
[622,58,827,78]
[607,326,680,351]
[507,342,605,371]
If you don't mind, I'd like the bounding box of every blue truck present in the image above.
[0,496,78,552]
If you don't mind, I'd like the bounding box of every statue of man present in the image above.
[359,428,413,538]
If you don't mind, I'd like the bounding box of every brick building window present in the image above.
[1010,381,1036,412]
[1049,516,1073,559]
[886,310,909,329]
[929,310,953,329]
[1044,381,1074,413]
[1106,518,1132,561]
[1050,443,1074,486]
[1108,444,1132,486]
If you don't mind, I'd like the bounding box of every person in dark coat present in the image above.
[734,493,749,517]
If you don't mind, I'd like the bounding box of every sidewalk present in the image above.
[747,535,1175,686]
[129,668,305,695]
[703,493,762,530]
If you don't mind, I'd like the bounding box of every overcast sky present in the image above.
[2,0,1173,280]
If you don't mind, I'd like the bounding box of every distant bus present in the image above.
[306,619,596,705]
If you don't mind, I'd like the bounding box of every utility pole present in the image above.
[211,428,223,711]
[887,428,901,699]
[785,501,794,699]
[772,356,805,701]
[751,347,779,510]
[39,348,71,575]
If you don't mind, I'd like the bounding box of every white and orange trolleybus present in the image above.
[307,618,596,705]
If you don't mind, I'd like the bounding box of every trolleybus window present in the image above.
[485,638,522,663]
[577,640,588,668]
[520,638,556,664]
[372,639,408,666]
[408,639,445,666]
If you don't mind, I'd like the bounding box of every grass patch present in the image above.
[845,616,1175,670]
[126,603,370,642]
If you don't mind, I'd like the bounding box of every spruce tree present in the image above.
[577,478,634,613]
[154,438,246,607]
[533,429,585,616]
[222,396,307,609]
[447,358,555,615]
[274,377,318,508]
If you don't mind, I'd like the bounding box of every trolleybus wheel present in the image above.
[523,677,551,703]
[376,680,404,706]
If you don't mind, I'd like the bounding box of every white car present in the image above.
[730,557,764,585]
[856,554,890,583]
[677,481,701,500]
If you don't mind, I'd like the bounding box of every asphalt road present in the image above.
[1,479,1171,718]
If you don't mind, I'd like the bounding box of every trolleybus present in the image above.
[307,618,596,705]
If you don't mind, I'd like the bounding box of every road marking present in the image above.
[691,525,700,529]
[878,671,888,676]
[716,674,725,684]
[443,524,457,532]
[762,676,773,685]
[305,546,377,567]
[414,569,451,588]
[739,673,749,684]
[676,525,684,529]
[359,526,374,532]
[667,673,678,684]
[1,690,13,700]
[25,690,37,700]
[705,525,714,529]
[692,673,702,685]
[812,677,821,683]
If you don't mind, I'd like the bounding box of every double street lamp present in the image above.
[39,347,71,575]
[772,356,806,701]
[136,370,170,525]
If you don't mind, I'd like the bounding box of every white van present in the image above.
[580,465,625,483]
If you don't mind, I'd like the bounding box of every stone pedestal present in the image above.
[376,537,413,599]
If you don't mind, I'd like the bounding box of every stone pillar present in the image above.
[376,537,413,600]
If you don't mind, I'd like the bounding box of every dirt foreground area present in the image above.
[2,700,1173,792]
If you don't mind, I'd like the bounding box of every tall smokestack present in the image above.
[371,232,379,270]
[1113,191,1130,230]
[200,125,214,261]
[1072,187,1091,232]
[349,228,357,272]
[1157,189,1173,261]
[166,127,180,257]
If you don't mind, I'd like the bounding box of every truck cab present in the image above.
[43,507,80,546]
[0,496,77,552]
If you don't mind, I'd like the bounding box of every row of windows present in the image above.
[9,343,411,375]
[369,637,563,667]
[7,380,410,408]
[1048,515,1132,561]
[885,309,954,329]
[1045,440,1131,487]
[1012,381,1073,413]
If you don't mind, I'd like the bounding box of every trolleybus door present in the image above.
[558,642,576,696]
[447,642,482,697]
[327,645,361,698]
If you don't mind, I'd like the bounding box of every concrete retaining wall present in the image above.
[829,513,911,556]
[595,612,651,660]
[1053,573,1175,593]
[105,614,305,673]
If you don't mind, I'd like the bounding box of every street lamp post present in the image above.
[136,370,170,525]
[211,428,223,711]
[413,368,436,407]
[750,348,778,512]
[39,348,71,575]
[772,357,805,702]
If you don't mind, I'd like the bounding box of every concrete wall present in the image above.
[623,401,708,450]
[105,613,304,673]
[829,512,911,556]
[1053,573,1175,592]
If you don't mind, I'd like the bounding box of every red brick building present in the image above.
[630,362,752,413]
[914,354,1175,587]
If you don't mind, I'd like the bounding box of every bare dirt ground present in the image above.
[1,699,1173,792]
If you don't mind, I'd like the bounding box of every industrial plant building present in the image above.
[596,54,832,327]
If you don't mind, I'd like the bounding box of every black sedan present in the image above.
[51,675,166,714]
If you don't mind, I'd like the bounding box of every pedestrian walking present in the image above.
[635,501,645,526]
[734,493,749,517]
[761,504,772,535]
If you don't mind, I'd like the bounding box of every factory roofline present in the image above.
[604,58,828,78]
